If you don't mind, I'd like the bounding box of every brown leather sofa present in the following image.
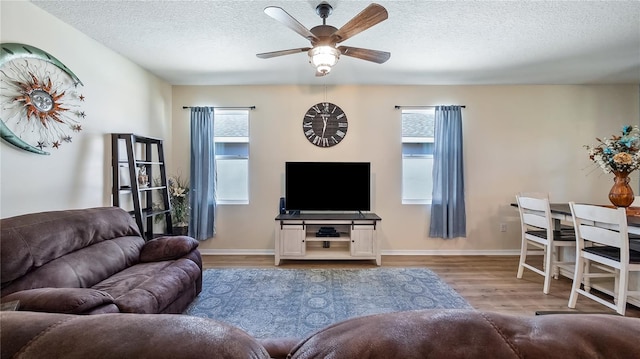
[0,207,202,314]
[1,309,638,359]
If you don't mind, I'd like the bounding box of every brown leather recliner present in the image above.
[284,309,640,359]
[1,311,270,359]
[0,207,202,314]
[2,309,639,358]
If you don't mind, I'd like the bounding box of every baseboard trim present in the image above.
[381,249,521,256]
[199,249,275,256]
[198,249,520,256]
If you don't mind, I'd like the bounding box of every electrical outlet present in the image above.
[500,223,507,232]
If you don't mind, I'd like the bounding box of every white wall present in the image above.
[0,1,172,218]
[173,85,639,254]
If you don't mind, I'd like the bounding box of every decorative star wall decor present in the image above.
[0,43,86,155]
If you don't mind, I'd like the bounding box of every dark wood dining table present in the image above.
[511,202,640,251]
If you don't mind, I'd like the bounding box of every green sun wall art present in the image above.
[0,43,86,155]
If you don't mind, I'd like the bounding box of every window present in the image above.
[402,109,434,204]
[214,109,249,204]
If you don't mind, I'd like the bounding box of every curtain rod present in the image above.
[395,105,466,109]
[182,106,256,110]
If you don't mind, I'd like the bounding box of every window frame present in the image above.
[213,109,250,205]
[401,108,435,205]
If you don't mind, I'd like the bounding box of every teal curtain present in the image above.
[189,107,216,240]
[429,105,466,238]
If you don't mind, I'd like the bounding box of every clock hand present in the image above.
[322,118,328,138]
[320,113,329,138]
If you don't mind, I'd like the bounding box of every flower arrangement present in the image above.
[168,175,190,226]
[586,125,640,174]
[154,175,190,227]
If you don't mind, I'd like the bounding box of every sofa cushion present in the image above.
[1,288,114,314]
[1,207,141,285]
[288,309,640,359]
[0,311,271,359]
[1,236,144,296]
[140,236,199,262]
[92,257,201,313]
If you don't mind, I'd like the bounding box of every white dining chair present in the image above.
[568,202,640,315]
[516,193,577,294]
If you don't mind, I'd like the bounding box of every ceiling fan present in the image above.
[256,2,390,77]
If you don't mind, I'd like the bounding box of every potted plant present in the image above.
[155,175,190,235]
[168,175,190,234]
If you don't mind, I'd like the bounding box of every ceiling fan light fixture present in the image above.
[309,46,340,74]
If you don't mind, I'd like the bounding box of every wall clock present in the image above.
[0,43,85,155]
[302,102,348,147]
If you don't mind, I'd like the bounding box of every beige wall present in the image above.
[0,1,172,218]
[2,1,638,255]
[172,85,639,254]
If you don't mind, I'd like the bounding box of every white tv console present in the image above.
[274,213,382,266]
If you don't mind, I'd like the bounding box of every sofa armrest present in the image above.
[1,288,114,314]
[140,236,199,262]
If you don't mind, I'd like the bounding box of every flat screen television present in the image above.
[285,162,371,212]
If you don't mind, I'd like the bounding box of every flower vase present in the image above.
[609,171,634,207]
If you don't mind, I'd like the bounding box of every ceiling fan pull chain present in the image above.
[324,81,327,103]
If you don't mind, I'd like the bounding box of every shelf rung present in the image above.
[142,208,171,217]
[306,237,350,242]
[138,186,167,191]
[135,161,164,165]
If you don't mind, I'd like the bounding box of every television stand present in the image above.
[274,212,382,266]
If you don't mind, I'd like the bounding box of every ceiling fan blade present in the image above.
[331,3,388,43]
[256,48,311,59]
[264,6,319,42]
[338,46,390,64]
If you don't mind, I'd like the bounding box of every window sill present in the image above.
[402,199,432,205]
[216,200,249,205]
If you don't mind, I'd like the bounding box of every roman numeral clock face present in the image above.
[302,102,348,147]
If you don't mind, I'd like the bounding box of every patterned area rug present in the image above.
[184,267,473,339]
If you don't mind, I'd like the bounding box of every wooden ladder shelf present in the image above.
[111,133,172,239]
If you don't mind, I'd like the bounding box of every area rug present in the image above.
[183,267,472,338]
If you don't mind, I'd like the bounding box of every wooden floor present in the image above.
[202,254,640,318]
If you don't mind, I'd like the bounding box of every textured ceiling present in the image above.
[30,0,640,86]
